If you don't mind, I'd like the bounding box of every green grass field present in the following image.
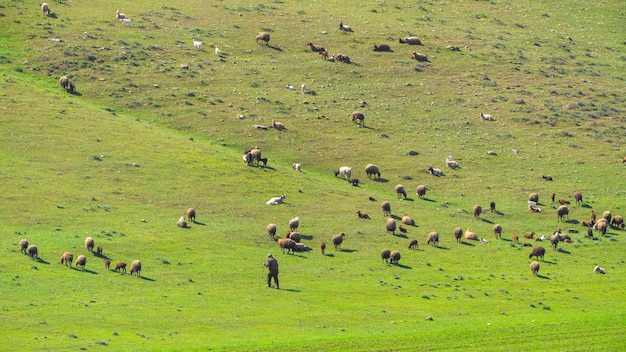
[1,0,625,351]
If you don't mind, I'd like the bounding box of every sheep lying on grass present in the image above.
[271,119,286,130]
[464,229,478,241]
[356,211,370,219]
[292,163,302,172]
[399,37,422,45]
[120,18,132,26]
[402,214,415,226]
[594,266,607,274]
[266,194,286,205]
[373,44,392,52]
[445,156,460,169]
[480,113,495,121]
[411,52,428,62]
[177,216,188,228]
[115,9,126,19]
[428,166,444,177]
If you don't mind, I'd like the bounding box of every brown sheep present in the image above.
[332,232,345,250]
[512,234,519,244]
[381,201,391,217]
[558,199,571,205]
[472,205,482,219]
[611,215,624,228]
[19,239,29,254]
[590,210,596,222]
[351,111,365,126]
[59,76,70,91]
[389,250,401,265]
[573,191,583,205]
[464,229,478,241]
[427,231,439,247]
[493,224,502,240]
[319,50,329,60]
[267,223,277,239]
[255,32,270,45]
[85,237,95,252]
[288,217,300,232]
[26,245,38,260]
[557,205,569,222]
[373,44,392,52]
[530,261,540,276]
[523,243,532,247]
[365,164,381,179]
[335,53,351,64]
[320,242,326,255]
[306,42,325,52]
[602,211,612,223]
[356,211,370,219]
[581,220,595,227]
[416,185,427,199]
[381,248,391,263]
[399,37,422,45]
[529,193,539,203]
[395,185,407,199]
[454,227,463,243]
[524,232,535,239]
[529,246,546,261]
[130,260,142,277]
[594,220,608,236]
[186,208,196,222]
[551,193,556,203]
[60,252,73,267]
[278,238,296,254]
[104,259,111,270]
[115,262,127,273]
[401,214,415,226]
[286,231,301,243]
[386,217,397,235]
[410,52,428,62]
[534,237,543,242]
[549,233,561,250]
[408,239,418,250]
[96,246,103,255]
[74,255,87,269]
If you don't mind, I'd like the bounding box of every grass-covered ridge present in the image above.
[0,0,625,351]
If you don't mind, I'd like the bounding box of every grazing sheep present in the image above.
[590,210,597,222]
[472,205,482,220]
[530,261,540,276]
[557,205,569,222]
[115,262,127,273]
[445,156,459,169]
[524,232,535,239]
[464,229,478,241]
[573,191,583,205]
[334,166,352,180]
[130,260,142,277]
[408,239,418,250]
[335,53,351,63]
[85,237,95,253]
[428,166,444,177]
[120,18,132,26]
[386,217,397,235]
[104,259,111,270]
[60,252,73,267]
[602,211,612,223]
[59,76,71,91]
[542,175,553,181]
[402,214,415,226]
[288,217,300,232]
[278,238,296,254]
[490,201,496,212]
[245,148,262,166]
[74,255,87,269]
[427,232,439,247]
[512,234,519,244]
[286,231,302,243]
[416,185,427,199]
[267,223,277,239]
[19,239,29,254]
[193,40,203,50]
[399,37,423,45]
[186,208,196,222]
[480,113,495,121]
[177,216,188,228]
[395,185,407,199]
[390,250,401,265]
[373,44,392,52]
[97,246,103,255]
[319,51,329,60]
[243,152,253,166]
[338,21,353,32]
[365,164,381,179]
[306,42,325,52]
[41,3,50,16]
[292,163,302,172]
[320,242,326,255]
[454,227,463,243]
[529,246,546,261]
[332,232,345,250]
[255,32,271,45]
[356,210,370,219]
[271,119,286,130]
[611,215,624,228]
[594,220,608,236]
[594,266,607,274]
[529,193,539,203]
[493,224,502,239]
[549,232,561,250]
[266,194,286,205]
[351,111,365,126]
[115,9,126,19]
[381,248,391,263]
[381,201,391,217]
[410,52,428,62]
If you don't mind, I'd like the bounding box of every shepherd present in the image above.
[264,254,279,289]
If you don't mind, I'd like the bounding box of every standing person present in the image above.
[264,254,279,289]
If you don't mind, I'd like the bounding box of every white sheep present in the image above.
[445,156,460,169]
[334,166,352,180]
[215,46,221,56]
[428,166,445,177]
[399,36,423,45]
[480,113,495,121]
[41,3,50,16]
[115,9,126,19]
[594,266,607,274]
[292,163,302,172]
[338,22,353,32]
[120,18,132,26]
[193,40,203,50]
[266,194,286,205]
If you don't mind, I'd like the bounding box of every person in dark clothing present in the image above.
[264,254,279,289]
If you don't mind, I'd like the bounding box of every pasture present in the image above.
[0,0,624,350]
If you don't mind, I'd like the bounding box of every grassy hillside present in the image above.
[0,0,625,351]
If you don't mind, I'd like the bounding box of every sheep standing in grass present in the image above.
[19,239,29,254]
[454,227,463,243]
[338,22,353,32]
[611,215,624,228]
[115,262,127,273]
[267,224,277,239]
[428,166,444,177]
[594,266,607,274]
[97,246,103,255]
[130,260,142,277]
[399,37,422,45]
[278,238,296,254]
[573,190,583,205]
[529,193,539,204]
[427,232,439,247]
[351,111,365,126]
[365,164,381,179]
[602,211,612,224]
[416,185,427,199]
[381,248,391,263]
[549,232,561,250]
[530,261,540,276]
[386,217,397,235]
[60,252,73,267]
[356,210,370,219]
[41,3,50,16]
[104,259,110,270]
[332,232,345,250]
[390,250,401,265]
[85,237,95,253]
[402,214,415,226]
[473,205,482,220]
[334,166,352,180]
[320,242,326,255]
[288,217,300,232]
[255,32,270,45]
[75,255,87,269]
[193,40,202,50]
[26,245,38,260]
[493,224,502,239]
[59,76,71,91]
[186,208,196,223]
[529,246,546,261]
[594,220,608,236]
[395,185,407,199]
[480,113,495,121]
[306,42,325,52]
[557,205,569,222]
[512,234,519,244]
[177,216,188,228]
[292,163,302,172]
[408,239,418,250]
[381,201,391,217]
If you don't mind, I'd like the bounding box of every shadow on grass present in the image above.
[434,246,450,250]
[393,263,412,269]
[374,178,389,183]
[35,258,50,264]
[566,219,579,224]
[460,241,476,246]
[94,253,111,260]
[260,166,276,171]
[537,274,551,280]
[301,234,314,240]
[492,210,505,216]
[339,249,357,253]
[192,221,207,226]
[73,267,98,274]
[139,276,156,281]
[393,233,408,239]
[68,90,83,97]
[400,197,415,202]
[267,45,283,51]
[557,248,571,254]
[390,214,402,220]
[541,260,556,265]
[480,218,495,224]
[421,197,437,202]
[501,238,512,242]
[323,253,335,257]
[278,288,301,292]
[581,204,592,208]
